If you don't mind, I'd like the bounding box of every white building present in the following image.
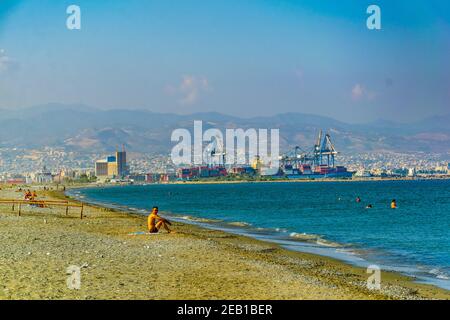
[355,169,372,177]
[34,166,53,183]
[407,167,416,177]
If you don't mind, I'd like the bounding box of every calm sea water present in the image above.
[69,180,450,290]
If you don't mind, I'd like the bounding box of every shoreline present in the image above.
[61,185,450,299]
[66,184,450,292]
[0,184,449,299]
[87,175,450,187]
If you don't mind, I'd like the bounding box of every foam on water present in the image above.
[228,221,252,227]
[177,215,222,224]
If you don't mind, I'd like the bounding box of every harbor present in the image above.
[174,131,354,181]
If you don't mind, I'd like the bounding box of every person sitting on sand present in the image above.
[31,191,37,200]
[391,199,397,209]
[147,206,172,234]
[24,190,32,200]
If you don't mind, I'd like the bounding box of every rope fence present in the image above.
[0,199,84,219]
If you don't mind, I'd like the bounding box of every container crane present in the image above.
[205,138,226,168]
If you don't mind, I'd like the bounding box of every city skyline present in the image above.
[0,0,449,123]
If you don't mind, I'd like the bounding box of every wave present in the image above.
[289,232,320,241]
[228,221,251,227]
[289,232,342,248]
[316,239,342,248]
[336,248,358,255]
[176,215,222,224]
[429,268,450,280]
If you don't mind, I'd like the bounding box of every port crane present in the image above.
[315,130,338,167]
[205,138,226,168]
[280,146,312,167]
[281,130,339,169]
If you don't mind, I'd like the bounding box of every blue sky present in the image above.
[0,0,449,122]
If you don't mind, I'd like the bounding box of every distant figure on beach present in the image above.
[356,196,361,203]
[391,199,397,209]
[32,191,37,200]
[147,206,172,234]
[24,190,32,200]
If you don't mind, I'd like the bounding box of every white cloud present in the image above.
[166,75,210,105]
[351,84,364,100]
[351,83,376,101]
[0,49,19,74]
[0,49,17,73]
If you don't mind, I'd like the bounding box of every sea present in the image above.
[67,179,450,290]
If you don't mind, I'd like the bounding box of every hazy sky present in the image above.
[0,0,449,122]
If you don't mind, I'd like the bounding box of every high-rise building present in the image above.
[94,145,128,179]
[116,146,127,177]
[107,161,118,176]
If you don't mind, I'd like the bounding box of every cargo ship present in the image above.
[177,166,227,180]
[279,130,354,179]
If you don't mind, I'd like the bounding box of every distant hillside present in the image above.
[0,103,449,155]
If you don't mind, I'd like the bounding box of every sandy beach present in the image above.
[0,184,448,300]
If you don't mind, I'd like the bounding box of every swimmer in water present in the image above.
[147,206,172,233]
[366,204,373,209]
[391,199,397,209]
[356,196,361,203]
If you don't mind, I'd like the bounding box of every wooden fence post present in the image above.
[65,202,69,216]
[80,203,84,219]
[12,202,14,211]
[18,203,21,216]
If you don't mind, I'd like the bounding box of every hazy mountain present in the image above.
[0,103,449,155]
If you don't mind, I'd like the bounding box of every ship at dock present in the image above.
[277,130,354,179]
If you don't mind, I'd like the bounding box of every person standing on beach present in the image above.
[147,207,172,233]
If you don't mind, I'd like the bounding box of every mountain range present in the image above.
[0,103,449,155]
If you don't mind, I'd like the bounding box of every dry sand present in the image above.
[0,185,448,300]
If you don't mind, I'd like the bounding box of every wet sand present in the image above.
[0,185,448,300]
